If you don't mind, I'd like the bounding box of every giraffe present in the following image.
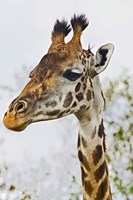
[3,14,114,200]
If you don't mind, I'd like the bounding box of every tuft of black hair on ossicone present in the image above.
[52,19,71,37]
[71,14,89,31]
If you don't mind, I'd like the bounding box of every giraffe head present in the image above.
[3,15,114,131]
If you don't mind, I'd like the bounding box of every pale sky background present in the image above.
[0,0,133,163]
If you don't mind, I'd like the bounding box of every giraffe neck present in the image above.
[76,77,112,200]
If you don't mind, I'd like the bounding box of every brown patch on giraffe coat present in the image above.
[85,76,87,83]
[92,91,94,98]
[82,59,86,66]
[84,179,93,197]
[45,100,57,107]
[94,160,106,182]
[78,150,90,171]
[46,109,60,116]
[80,105,86,110]
[77,134,80,148]
[87,52,91,58]
[75,82,81,93]
[101,90,106,109]
[35,111,43,117]
[72,101,77,107]
[98,120,104,138]
[83,83,87,90]
[79,55,81,60]
[76,93,84,101]
[92,145,103,166]
[95,174,109,200]
[89,78,93,88]
[63,92,73,108]
[81,76,85,82]
[81,167,93,197]
[98,120,106,152]
[91,126,96,139]
[86,90,92,101]
[106,164,109,176]
[78,150,84,162]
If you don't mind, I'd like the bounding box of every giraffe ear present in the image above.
[94,43,114,74]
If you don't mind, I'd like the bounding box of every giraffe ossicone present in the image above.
[3,14,114,199]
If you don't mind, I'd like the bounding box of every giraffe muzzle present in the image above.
[3,100,31,132]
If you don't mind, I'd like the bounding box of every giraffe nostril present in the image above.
[15,102,25,112]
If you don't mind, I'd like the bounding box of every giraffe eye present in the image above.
[62,69,82,81]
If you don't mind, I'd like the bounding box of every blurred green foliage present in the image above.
[104,70,133,200]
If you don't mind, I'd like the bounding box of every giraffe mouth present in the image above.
[3,112,31,132]
[7,123,29,132]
